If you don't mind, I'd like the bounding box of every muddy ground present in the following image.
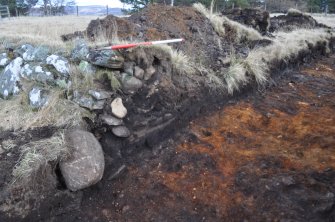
[1,53,333,221]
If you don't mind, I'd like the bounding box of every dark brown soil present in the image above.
[1,4,334,221]
[1,53,334,222]
[270,12,330,32]
[74,4,271,71]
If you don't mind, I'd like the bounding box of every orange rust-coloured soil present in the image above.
[76,57,335,222]
[18,56,335,222]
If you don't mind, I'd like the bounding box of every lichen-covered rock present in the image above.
[71,39,89,62]
[72,90,106,110]
[0,53,10,67]
[60,130,105,191]
[72,90,95,110]
[0,57,23,99]
[46,55,70,77]
[15,44,34,57]
[23,45,50,62]
[20,64,54,84]
[111,97,127,118]
[86,49,124,69]
[29,87,49,108]
[78,60,96,75]
[88,90,112,100]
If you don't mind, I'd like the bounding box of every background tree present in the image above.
[0,0,16,15]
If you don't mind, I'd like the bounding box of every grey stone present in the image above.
[46,55,70,77]
[144,66,156,80]
[0,53,10,67]
[100,114,123,126]
[23,45,49,62]
[71,39,89,62]
[72,91,94,110]
[15,44,34,57]
[112,126,131,138]
[92,100,105,110]
[88,90,112,100]
[123,62,134,75]
[134,66,144,79]
[111,97,127,119]
[60,130,105,191]
[0,57,23,99]
[121,73,143,93]
[29,87,49,109]
[86,50,124,69]
[20,64,54,84]
[78,60,96,75]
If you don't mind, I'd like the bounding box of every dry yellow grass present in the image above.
[0,15,101,51]
[0,89,93,131]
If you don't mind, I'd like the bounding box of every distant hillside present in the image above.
[65,5,123,16]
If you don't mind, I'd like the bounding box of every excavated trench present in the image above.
[10,53,334,222]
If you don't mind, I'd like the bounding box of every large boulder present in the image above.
[20,64,54,84]
[222,8,270,34]
[60,130,105,191]
[86,49,124,69]
[46,55,70,77]
[0,57,23,99]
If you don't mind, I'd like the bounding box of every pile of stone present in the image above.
[0,39,161,192]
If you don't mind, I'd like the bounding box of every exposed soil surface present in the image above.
[1,52,333,222]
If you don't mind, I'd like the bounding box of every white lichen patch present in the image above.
[46,55,69,75]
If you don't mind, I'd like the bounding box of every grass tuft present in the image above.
[12,133,69,186]
[193,3,263,42]
[150,44,195,75]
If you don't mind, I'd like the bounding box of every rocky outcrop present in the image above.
[222,8,270,34]
[60,130,105,191]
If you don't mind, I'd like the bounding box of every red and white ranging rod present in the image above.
[99,38,184,50]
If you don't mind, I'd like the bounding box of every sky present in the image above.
[75,0,125,7]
